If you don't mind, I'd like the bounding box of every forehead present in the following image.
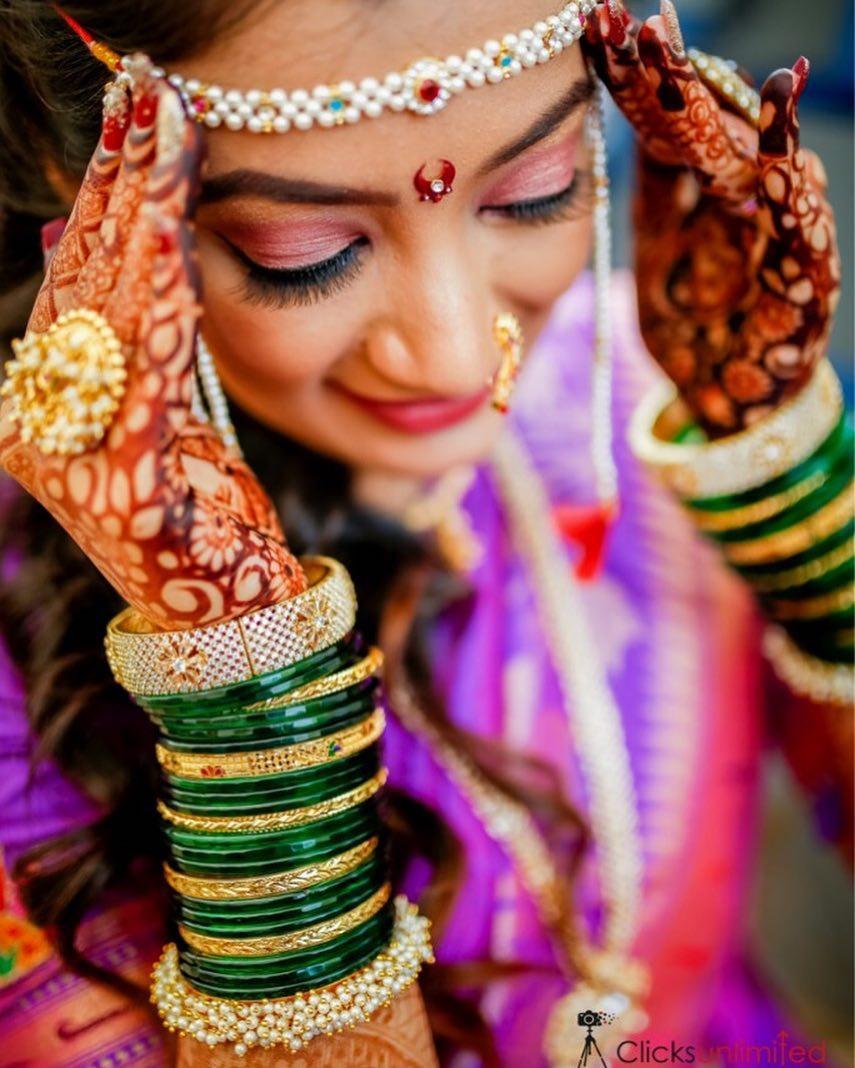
[181,0,588,182]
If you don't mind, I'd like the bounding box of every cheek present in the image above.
[195,230,352,390]
[493,216,593,310]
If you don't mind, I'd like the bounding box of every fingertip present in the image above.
[792,56,810,102]
[758,68,797,156]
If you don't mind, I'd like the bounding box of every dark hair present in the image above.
[0,3,589,1061]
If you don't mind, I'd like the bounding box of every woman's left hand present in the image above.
[583,0,841,436]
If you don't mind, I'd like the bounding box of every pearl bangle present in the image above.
[152,896,434,1055]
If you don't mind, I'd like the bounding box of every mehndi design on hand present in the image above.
[585,1,840,435]
[0,67,306,628]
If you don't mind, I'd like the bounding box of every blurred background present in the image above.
[608,1,853,1060]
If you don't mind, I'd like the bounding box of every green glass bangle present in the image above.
[177,907,394,998]
[161,749,382,815]
[176,860,386,938]
[710,458,853,545]
[139,636,364,717]
[155,686,379,752]
[756,557,854,602]
[166,804,382,877]
[780,629,853,664]
[686,414,852,513]
[735,519,855,583]
[152,676,379,743]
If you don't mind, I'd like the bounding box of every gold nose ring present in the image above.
[490,312,524,414]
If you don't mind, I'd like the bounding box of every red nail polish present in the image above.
[606,0,629,45]
[133,91,159,128]
[40,217,67,255]
[103,112,130,152]
[792,56,810,101]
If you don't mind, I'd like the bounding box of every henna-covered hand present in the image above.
[584,1,841,435]
[0,70,306,628]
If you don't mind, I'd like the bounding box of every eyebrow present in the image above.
[199,75,595,209]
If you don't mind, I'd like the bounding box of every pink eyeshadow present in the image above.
[221,217,362,268]
[483,133,579,206]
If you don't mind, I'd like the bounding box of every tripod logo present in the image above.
[576,1010,617,1068]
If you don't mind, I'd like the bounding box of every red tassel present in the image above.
[52,5,96,47]
[554,500,618,581]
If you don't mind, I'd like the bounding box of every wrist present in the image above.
[630,360,853,705]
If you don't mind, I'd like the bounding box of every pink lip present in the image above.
[331,384,489,433]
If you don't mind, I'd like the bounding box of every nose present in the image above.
[364,235,499,397]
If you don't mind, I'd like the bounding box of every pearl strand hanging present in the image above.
[588,80,619,508]
[196,336,241,455]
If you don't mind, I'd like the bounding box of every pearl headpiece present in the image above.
[59,2,596,134]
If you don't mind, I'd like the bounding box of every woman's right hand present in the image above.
[0,71,305,628]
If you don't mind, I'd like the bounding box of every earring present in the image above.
[414,159,456,203]
[490,312,525,413]
[553,78,619,581]
[195,335,242,456]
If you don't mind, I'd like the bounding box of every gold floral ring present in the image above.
[2,308,126,456]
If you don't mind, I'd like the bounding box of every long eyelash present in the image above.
[486,169,594,226]
[232,238,369,309]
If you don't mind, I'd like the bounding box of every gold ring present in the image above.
[164,837,380,901]
[156,708,385,780]
[3,308,126,456]
[178,883,392,957]
[157,769,388,833]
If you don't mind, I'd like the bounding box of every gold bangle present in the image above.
[766,585,855,622]
[157,768,388,834]
[156,708,384,780]
[689,470,828,533]
[105,556,356,697]
[763,626,854,706]
[152,897,434,1054]
[244,647,385,713]
[628,360,843,500]
[164,837,380,901]
[746,539,854,593]
[178,883,392,957]
[722,488,854,566]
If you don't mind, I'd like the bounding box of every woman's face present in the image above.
[190,0,593,481]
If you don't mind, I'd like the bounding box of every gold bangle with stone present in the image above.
[766,585,855,622]
[152,897,434,1055]
[105,556,356,697]
[745,540,854,594]
[164,836,381,901]
[243,646,385,714]
[157,768,388,835]
[628,360,843,500]
[178,882,392,957]
[763,626,854,706]
[722,488,854,567]
[156,708,384,780]
[689,469,829,533]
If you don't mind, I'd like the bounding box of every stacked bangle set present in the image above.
[104,557,432,1055]
[630,360,854,705]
